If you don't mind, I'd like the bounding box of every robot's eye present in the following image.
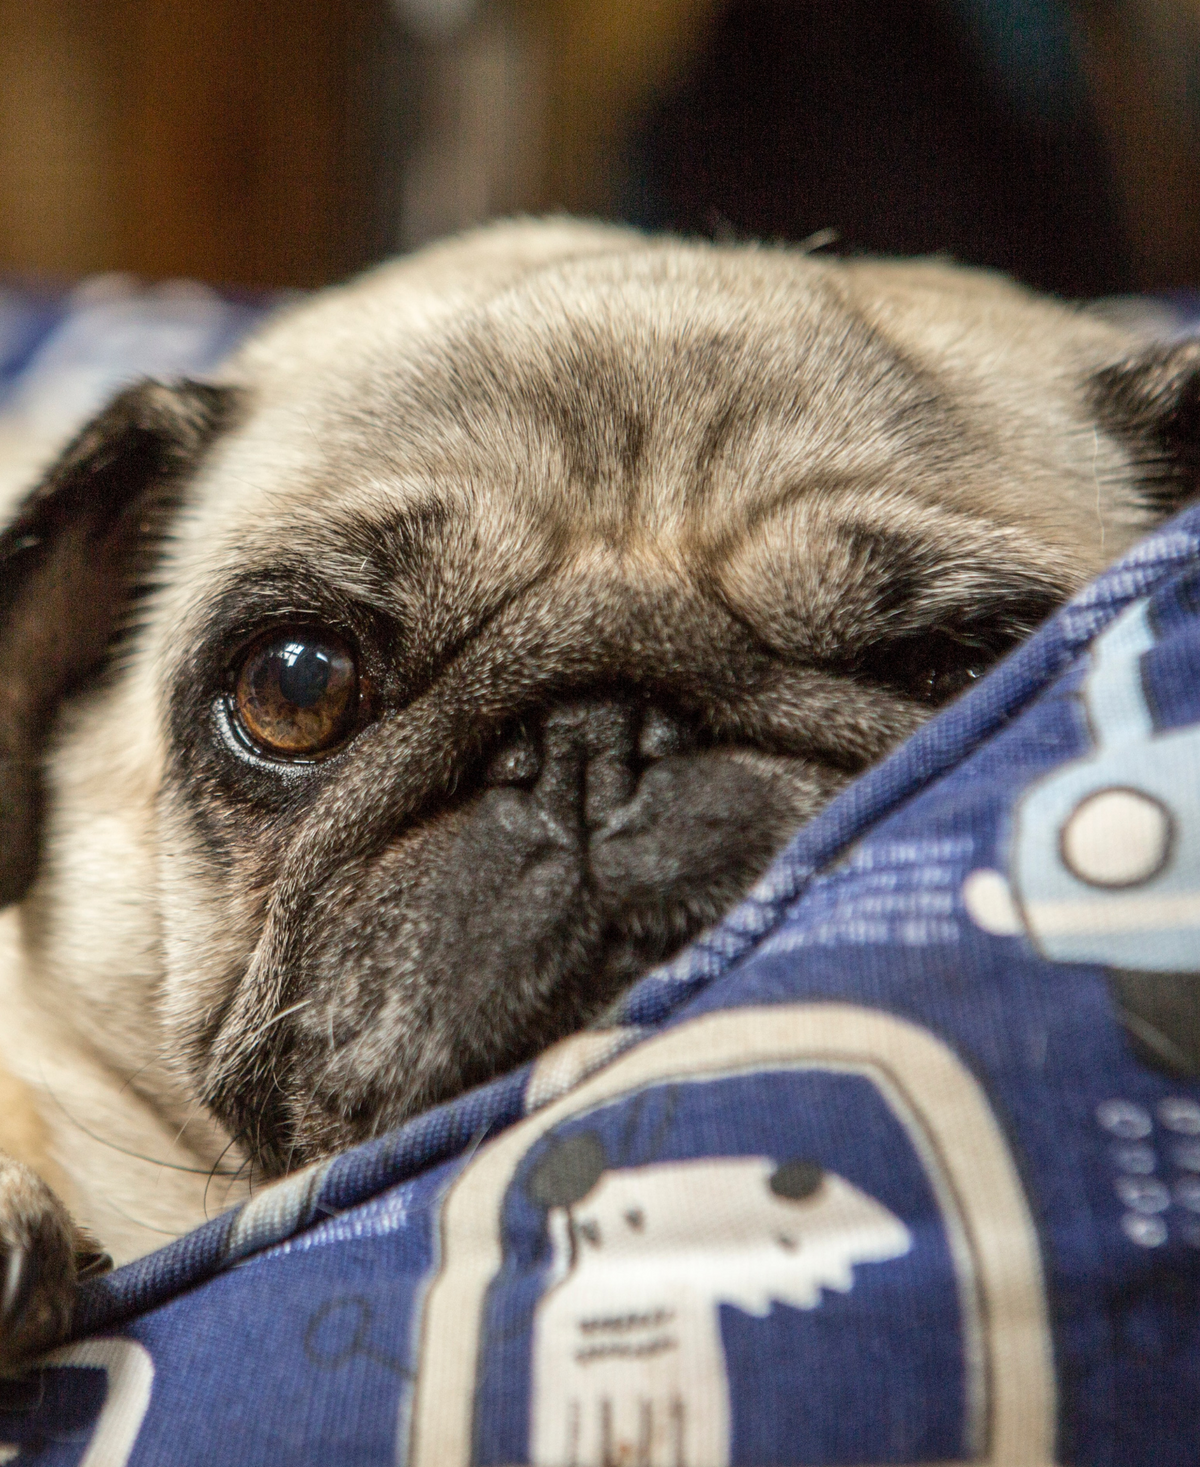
[1060,787,1174,888]
[769,1160,824,1199]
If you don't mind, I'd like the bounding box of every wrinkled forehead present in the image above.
[171,256,976,604]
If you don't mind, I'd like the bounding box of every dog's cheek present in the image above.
[12,682,169,1085]
[157,860,276,1078]
[278,751,847,1159]
[154,790,290,1092]
[280,798,597,1155]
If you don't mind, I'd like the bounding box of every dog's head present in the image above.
[2,221,1197,1174]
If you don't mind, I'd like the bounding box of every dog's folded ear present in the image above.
[0,380,233,907]
[1093,339,1200,520]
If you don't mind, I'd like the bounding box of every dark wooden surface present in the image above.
[0,0,401,288]
[0,0,1197,291]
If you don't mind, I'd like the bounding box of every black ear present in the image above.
[526,1132,607,1208]
[1092,340,1200,520]
[0,379,233,907]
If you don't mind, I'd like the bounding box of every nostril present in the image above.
[484,727,541,787]
[638,705,696,762]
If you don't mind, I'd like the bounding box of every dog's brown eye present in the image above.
[233,632,358,757]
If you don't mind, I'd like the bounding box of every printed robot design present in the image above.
[528,1149,911,1467]
[962,595,1200,1071]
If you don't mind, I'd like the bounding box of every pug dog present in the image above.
[1,218,1197,1368]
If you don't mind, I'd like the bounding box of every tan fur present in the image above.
[0,220,1187,1358]
[0,1066,60,1194]
[0,909,249,1262]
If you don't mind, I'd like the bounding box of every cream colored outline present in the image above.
[0,1338,154,1467]
[408,1003,1055,1467]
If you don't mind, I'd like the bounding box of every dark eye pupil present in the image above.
[234,630,358,757]
[278,643,332,709]
[910,645,985,704]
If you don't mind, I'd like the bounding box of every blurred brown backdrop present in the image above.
[1,0,1198,292]
[0,0,404,286]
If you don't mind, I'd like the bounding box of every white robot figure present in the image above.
[963,596,1200,1072]
[525,1135,910,1467]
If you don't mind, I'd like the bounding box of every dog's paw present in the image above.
[0,1158,109,1373]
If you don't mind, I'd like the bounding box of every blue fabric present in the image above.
[0,288,62,403]
[1,286,1200,1464]
[0,277,276,427]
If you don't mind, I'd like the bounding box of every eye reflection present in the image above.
[233,630,358,757]
[278,642,334,709]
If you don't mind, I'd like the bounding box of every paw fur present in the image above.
[0,1159,108,1373]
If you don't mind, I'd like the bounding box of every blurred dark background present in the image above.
[2,0,1199,297]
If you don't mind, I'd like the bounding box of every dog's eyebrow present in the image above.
[326,502,452,592]
[269,500,455,614]
[183,561,398,660]
[807,522,1072,657]
[187,498,455,639]
[179,501,510,697]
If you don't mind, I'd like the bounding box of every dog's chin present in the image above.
[238,741,849,1172]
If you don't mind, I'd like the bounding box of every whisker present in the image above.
[92,1191,185,1239]
[281,1029,348,1177]
[36,1069,243,1177]
[217,1152,257,1210]
[204,1127,255,1219]
[116,1057,160,1097]
[246,998,314,1042]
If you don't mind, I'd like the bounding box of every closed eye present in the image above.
[854,627,1016,706]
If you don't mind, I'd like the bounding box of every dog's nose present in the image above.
[484,698,695,831]
[542,699,638,830]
